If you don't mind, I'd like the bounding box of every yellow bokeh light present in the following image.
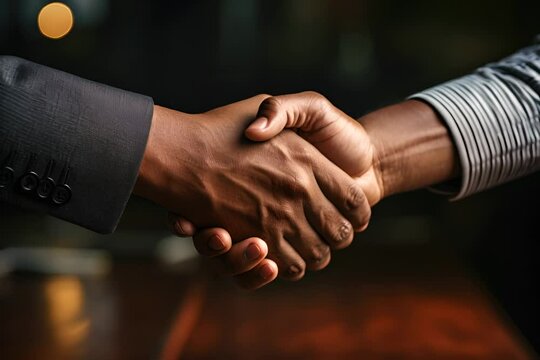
[38,2,74,39]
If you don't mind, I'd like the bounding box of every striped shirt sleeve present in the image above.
[409,36,540,199]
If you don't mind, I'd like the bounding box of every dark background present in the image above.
[1,0,539,352]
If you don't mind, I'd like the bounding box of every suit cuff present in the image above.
[0,56,153,233]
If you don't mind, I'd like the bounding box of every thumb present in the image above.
[245,96,290,142]
[245,92,334,142]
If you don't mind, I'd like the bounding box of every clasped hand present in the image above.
[135,92,383,289]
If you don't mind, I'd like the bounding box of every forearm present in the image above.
[361,99,460,199]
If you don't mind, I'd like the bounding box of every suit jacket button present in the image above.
[37,178,56,199]
[20,172,39,192]
[37,160,56,199]
[51,184,72,205]
[0,167,14,188]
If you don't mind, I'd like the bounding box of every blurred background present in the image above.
[1,0,539,358]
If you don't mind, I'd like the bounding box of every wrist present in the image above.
[133,105,196,205]
[360,100,460,199]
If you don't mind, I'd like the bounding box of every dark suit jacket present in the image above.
[0,56,153,233]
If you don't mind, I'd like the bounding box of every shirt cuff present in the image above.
[410,70,540,200]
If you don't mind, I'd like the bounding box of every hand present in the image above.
[134,95,371,282]
[171,92,458,290]
[168,213,278,290]
[170,92,383,289]
[247,91,383,205]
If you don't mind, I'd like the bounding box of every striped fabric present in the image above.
[410,37,540,199]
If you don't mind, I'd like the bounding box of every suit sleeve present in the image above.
[0,56,154,233]
[409,37,540,199]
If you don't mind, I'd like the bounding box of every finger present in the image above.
[283,220,331,271]
[245,92,331,142]
[234,259,279,290]
[266,237,307,281]
[215,237,269,276]
[304,185,355,250]
[312,158,371,233]
[167,212,197,237]
[192,228,232,257]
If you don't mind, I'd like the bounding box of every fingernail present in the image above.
[244,243,261,262]
[249,117,268,131]
[209,235,225,251]
[259,264,275,280]
[287,265,301,276]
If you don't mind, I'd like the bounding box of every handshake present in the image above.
[133,92,458,289]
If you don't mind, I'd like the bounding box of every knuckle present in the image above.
[271,203,295,222]
[256,93,272,100]
[306,243,331,270]
[304,91,331,111]
[331,220,353,248]
[270,172,300,199]
[287,140,312,163]
[260,96,281,115]
[289,172,312,198]
[346,183,366,210]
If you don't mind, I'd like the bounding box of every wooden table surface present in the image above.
[0,243,536,360]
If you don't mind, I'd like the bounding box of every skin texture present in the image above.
[169,92,460,290]
[133,95,371,282]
